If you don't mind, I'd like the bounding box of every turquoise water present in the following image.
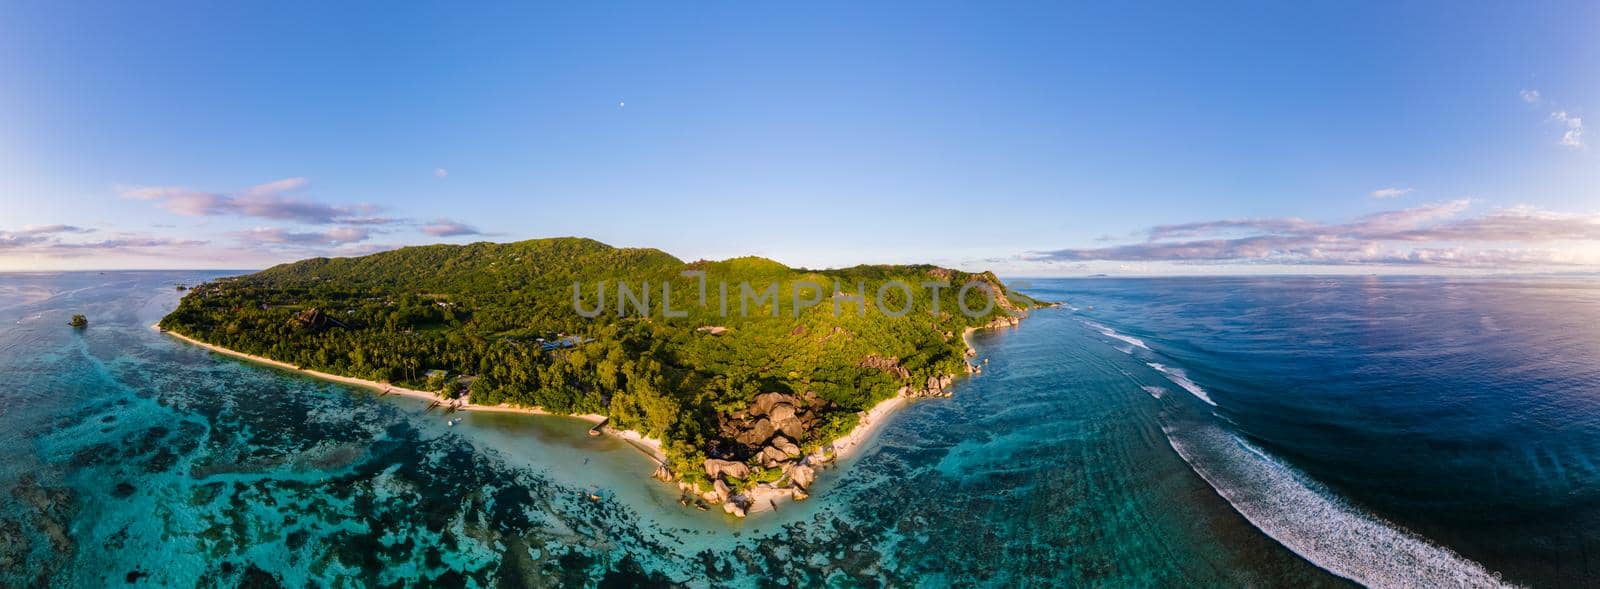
[4,272,1593,586]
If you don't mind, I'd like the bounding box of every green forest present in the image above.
[160,237,1045,485]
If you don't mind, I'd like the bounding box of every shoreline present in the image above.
[153,324,666,464]
[734,320,1019,516]
[826,325,994,463]
[822,394,909,463]
[157,309,1033,519]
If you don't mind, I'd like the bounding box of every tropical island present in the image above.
[159,237,1047,515]
[68,314,88,328]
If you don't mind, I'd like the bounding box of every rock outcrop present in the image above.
[787,464,816,490]
[651,465,674,482]
[719,392,820,456]
[859,354,911,380]
[704,459,749,481]
[732,419,777,447]
[691,283,1044,516]
[900,373,956,398]
[772,436,801,457]
[985,314,1022,329]
[759,445,788,467]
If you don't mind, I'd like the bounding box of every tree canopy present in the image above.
[160,237,1044,480]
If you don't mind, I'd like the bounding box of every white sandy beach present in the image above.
[822,394,909,463]
[158,318,1010,517]
[153,325,667,462]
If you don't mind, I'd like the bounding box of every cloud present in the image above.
[236,226,372,247]
[338,216,405,226]
[18,224,95,235]
[1519,90,1588,150]
[1030,200,1600,267]
[1146,218,1315,241]
[0,232,52,250]
[49,236,209,251]
[241,177,310,198]
[1345,199,1473,235]
[419,218,482,237]
[1552,111,1585,149]
[119,185,229,216]
[434,168,449,178]
[120,178,390,224]
[0,227,206,258]
[1370,187,1413,199]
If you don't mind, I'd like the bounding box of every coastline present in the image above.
[153,324,666,463]
[828,325,1001,462]
[822,394,909,463]
[157,307,1033,519]
[735,318,1022,516]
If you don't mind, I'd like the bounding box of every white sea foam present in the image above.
[1141,386,1166,399]
[1145,363,1217,406]
[1081,320,1150,350]
[1163,422,1511,588]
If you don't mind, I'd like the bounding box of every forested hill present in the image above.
[160,237,1047,487]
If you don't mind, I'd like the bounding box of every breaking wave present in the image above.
[1146,363,1217,406]
[1078,302,1512,586]
[1162,420,1511,588]
[1082,320,1150,351]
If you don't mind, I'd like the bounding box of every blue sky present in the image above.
[2,2,1597,273]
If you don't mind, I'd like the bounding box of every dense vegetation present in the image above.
[161,237,1044,484]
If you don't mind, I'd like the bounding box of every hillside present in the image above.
[160,237,1047,507]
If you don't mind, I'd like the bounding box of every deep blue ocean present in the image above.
[2,271,1597,587]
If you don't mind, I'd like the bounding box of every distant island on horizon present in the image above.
[158,237,1049,516]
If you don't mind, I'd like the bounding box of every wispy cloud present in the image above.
[236,226,372,247]
[18,224,96,235]
[120,178,390,224]
[434,168,449,178]
[0,227,206,258]
[1146,218,1315,241]
[1031,200,1600,267]
[13,176,498,267]
[1552,111,1585,149]
[338,216,405,226]
[1370,187,1413,199]
[0,232,52,250]
[419,218,482,237]
[1526,89,1585,150]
